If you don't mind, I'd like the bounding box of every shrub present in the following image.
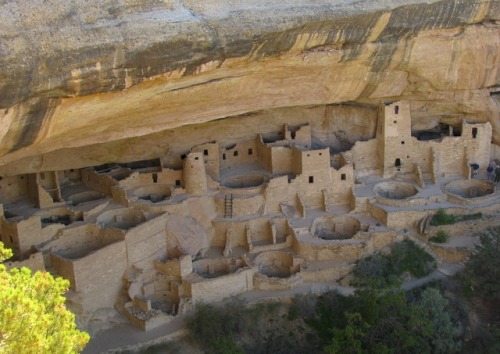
[431,209,457,226]
[353,240,436,287]
[430,229,449,243]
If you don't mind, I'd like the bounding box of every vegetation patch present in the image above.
[353,239,436,287]
[187,287,462,354]
[430,229,449,243]
[430,209,482,226]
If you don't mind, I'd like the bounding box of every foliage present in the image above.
[0,242,89,354]
[463,226,500,301]
[353,240,436,288]
[186,298,245,353]
[308,288,461,354]
[430,209,457,226]
[430,229,449,243]
[430,209,482,226]
[187,297,318,354]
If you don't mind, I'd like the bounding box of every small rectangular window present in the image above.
[195,157,199,160]
[181,154,186,160]
[152,173,158,183]
[394,105,399,114]
[401,141,405,145]
[40,173,45,180]
[248,148,253,155]
[222,154,226,160]
[472,127,478,139]
[233,151,238,157]
[319,153,322,156]
[341,174,346,181]
[309,176,314,184]
[175,180,181,187]
[204,149,208,156]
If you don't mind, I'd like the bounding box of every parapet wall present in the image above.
[184,268,254,304]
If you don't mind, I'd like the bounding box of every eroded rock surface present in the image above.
[0,0,499,173]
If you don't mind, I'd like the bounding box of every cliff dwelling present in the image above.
[0,1,499,350]
[1,100,499,332]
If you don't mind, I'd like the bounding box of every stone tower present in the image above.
[376,101,412,178]
[183,152,208,195]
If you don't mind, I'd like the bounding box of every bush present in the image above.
[353,240,436,287]
[431,209,457,226]
[463,226,500,301]
[430,229,449,243]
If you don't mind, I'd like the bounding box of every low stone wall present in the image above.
[253,273,303,291]
[4,252,45,272]
[429,244,472,263]
[300,261,355,282]
[293,235,367,262]
[184,268,254,304]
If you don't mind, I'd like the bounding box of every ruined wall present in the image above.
[0,175,28,203]
[350,140,380,176]
[192,142,220,179]
[184,268,254,304]
[264,176,290,213]
[81,169,117,195]
[125,214,168,270]
[71,241,127,312]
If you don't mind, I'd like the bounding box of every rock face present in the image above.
[0,0,499,173]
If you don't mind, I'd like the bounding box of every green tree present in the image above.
[464,226,500,301]
[0,242,89,353]
[323,288,461,354]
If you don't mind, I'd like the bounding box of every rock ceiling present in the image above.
[0,0,499,174]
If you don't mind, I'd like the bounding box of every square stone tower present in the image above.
[376,101,412,178]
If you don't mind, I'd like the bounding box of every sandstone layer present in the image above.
[0,0,499,174]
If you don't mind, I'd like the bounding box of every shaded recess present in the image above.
[374,181,418,200]
[254,251,293,278]
[96,208,146,230]
[222,174,266,189]
[134,185,172,203]
[444,179,495,199]
[312,215,361,240]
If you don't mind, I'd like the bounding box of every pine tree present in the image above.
[0,242,89,353]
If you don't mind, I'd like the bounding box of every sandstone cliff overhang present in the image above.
[0,0,499,172]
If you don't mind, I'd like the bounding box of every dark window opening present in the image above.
[20,176,24,180]
[307,154,310,157]
[40,173,45,180]
[248,148,253,155]
[10,236,13,243]
[401,141,405,145]
[195,157,199,160]
[291,131,296,139]
[472,127,478,139]
[395,158,401,167]
[309,176,314,184]
[152,173,158,183]
[204,149,208,156]
[319,153,322,156]
[175,180,181,187]
[341,174,346,181]
[394,105,399,114]
[70,169,74,172]
[233,151,238,157]
[181,154,186,160]
[222,154,226,160]
[393,120,397,124]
